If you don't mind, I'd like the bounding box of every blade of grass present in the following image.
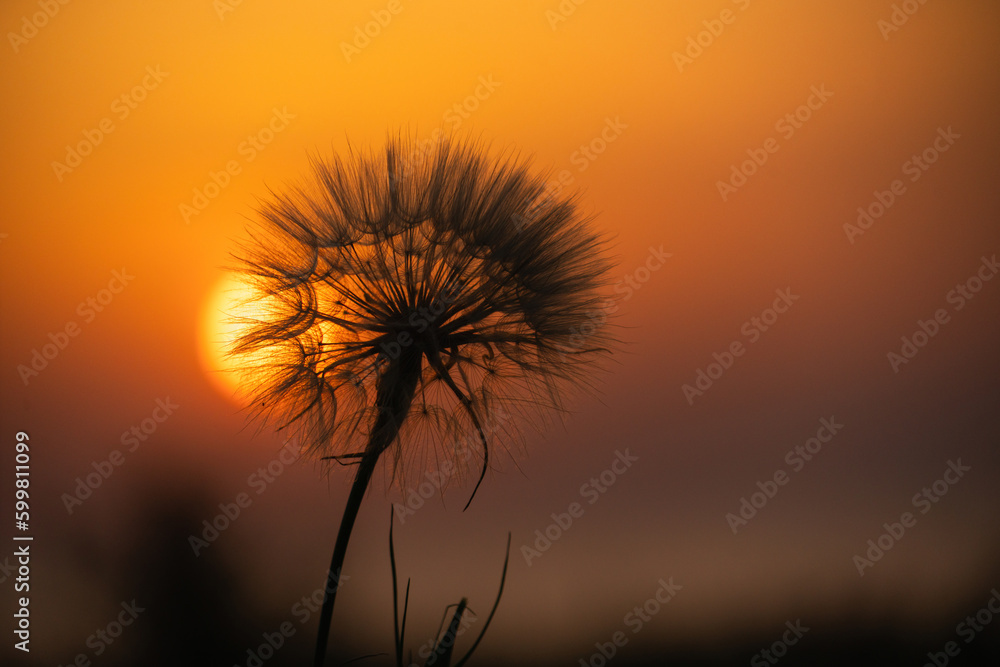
[389,509,409,667]
[452,533,511,667]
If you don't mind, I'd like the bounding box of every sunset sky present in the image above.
[2,1,999,665]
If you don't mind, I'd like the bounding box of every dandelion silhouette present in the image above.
[229,134,614,666]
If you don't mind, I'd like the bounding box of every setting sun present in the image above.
[198,272,269,403]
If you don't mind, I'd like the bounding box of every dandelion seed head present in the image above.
[229,133,616,495]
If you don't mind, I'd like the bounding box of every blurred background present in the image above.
[1,0,999,665]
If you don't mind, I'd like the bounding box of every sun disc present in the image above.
[198,273,273,404]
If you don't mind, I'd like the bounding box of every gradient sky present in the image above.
[2,1,999,665]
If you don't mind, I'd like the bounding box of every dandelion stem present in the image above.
[313,447,378,667]
[314,351,423,667]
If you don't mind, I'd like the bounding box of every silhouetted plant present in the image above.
[388,510,510,667]
[229,134,614,666]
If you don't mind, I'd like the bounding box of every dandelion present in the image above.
[229,133,615,666]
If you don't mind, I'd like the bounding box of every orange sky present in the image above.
[2,1,999,664]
